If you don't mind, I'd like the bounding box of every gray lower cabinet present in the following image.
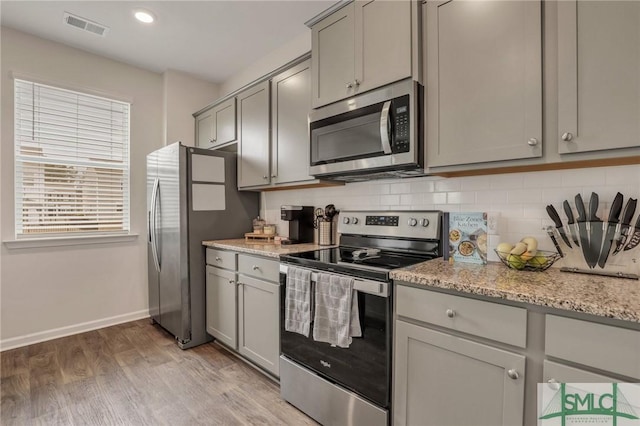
[237,81,271,188]
[394,320,525,426]
[557,0,640,154]
[196,98,237,149]
[205,249,280,377]
[237,274,280,377]
[425,0,542,167]
[205,265,237,349]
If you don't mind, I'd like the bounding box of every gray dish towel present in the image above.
[285,266,312,337]
[313,273,362,348]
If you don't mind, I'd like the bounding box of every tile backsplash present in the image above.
[262,164,640,272]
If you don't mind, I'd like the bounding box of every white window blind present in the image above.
[14,79,130,237]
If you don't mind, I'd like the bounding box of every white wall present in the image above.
[220,32,310,96]
[0,27,164,349]
[262,164,640,274]
[163,69,220,146]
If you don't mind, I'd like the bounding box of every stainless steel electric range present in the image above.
[279,210,443,426]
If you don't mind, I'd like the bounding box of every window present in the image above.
[14,79,130,238]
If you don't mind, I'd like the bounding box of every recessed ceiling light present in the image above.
[134,10,155,24]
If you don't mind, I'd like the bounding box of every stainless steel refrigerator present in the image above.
[147,142,259,349]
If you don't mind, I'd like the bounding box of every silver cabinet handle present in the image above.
[561,132,574,142]
[548,378,557,383]
[446,309,455,318]
[271,175,277,178]
[380,101,392,154]
[346,82,353,89]
[527,138,539,146]
[263,175,268,180]
[354,79,360,86]
[215,256,222,261]
[252,265,260,271]
[228,279,235,285]
[507,369,519,380]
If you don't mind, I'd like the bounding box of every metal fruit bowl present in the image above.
[494,249,561,272]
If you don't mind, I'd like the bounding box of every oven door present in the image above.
[279,266,392,408]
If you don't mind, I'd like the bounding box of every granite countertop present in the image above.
[390,259,640,323]
[202,239,334,259]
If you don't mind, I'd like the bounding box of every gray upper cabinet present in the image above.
[311,0,414,108]
[237,81,271,188]
[271,59,315,185]
[195,98,237,149]
[557,0,640,154]
[426,0,543,167]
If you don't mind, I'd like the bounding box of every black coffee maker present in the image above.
[280,206,314,244]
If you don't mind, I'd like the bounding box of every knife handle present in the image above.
[620,198,638,225]
[588,192,600,221]
[546,205,563,228]
[563,200,575,224]
[575,194,587,222]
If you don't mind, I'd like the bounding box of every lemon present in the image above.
[527,254,547,269]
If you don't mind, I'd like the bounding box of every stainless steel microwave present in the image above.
[309,78,424,181]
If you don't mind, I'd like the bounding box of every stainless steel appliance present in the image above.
[280,205,314,244]
[309,78,424,181]
[147,142,259,349]
[279,210,443,425]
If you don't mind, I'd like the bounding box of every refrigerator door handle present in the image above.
[150,177,161,272]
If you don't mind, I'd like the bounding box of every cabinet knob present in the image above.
[561,132,574,142]
[209,138,214,143]
[446,309,455,318]
[252,265,260,271]
[547,378,560,390]
[507,369,520,380]
[354,79,360,86]
[271,175,277,178]
[263,175,268,180]
[228,279,235,285]
[215,256,222,261]
[346,82,353,89]
[527,138,539,146]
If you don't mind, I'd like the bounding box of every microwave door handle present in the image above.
[380,101,392,154]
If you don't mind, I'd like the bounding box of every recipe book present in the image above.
[446,212,488,265]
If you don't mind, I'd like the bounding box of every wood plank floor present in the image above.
[1,320,316,425]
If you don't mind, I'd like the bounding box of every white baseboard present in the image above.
[0,310,150,352]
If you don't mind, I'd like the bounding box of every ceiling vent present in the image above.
[63,12,109,37]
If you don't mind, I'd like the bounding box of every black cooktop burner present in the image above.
[281,246,434,282]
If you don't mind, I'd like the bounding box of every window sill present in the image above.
[3,234,139,249]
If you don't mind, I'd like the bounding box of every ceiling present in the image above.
[0,1,335,83]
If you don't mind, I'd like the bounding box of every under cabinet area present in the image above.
[205,248,280,377]
[557,0,640,155]
[425,0,542,168]
[195,98,237,149]
[310,0,415,108]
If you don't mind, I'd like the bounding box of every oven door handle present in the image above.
[280,264,389,297]
[380,101,392,155]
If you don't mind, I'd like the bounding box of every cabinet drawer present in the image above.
[396,285,527,348]
[206,249,236,270]
[238,254,279,282]
[545,315,640,380]
[543,360,619,384]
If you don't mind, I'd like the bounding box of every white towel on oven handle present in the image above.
[284,266,312,337]
[313,273,361,347]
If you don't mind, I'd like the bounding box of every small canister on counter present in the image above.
[318,220,334,246]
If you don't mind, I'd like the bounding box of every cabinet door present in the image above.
[205,265,237,349]
[557,1,640,154]
[394,320,525,426]
[211,98,237,147]
[271,59,314,185]
[237,275,280,377]
[195,109,214,149]
[237,81,271,188]
[426,0,542,167]
[354,0,412,94]
[311,2,356,108]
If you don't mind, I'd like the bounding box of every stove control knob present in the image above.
[343,217,350,224]
[351,217,359,225]
[408,218,418,227]
[420,218,430,227]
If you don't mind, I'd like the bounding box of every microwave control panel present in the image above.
[392,95,410,153]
